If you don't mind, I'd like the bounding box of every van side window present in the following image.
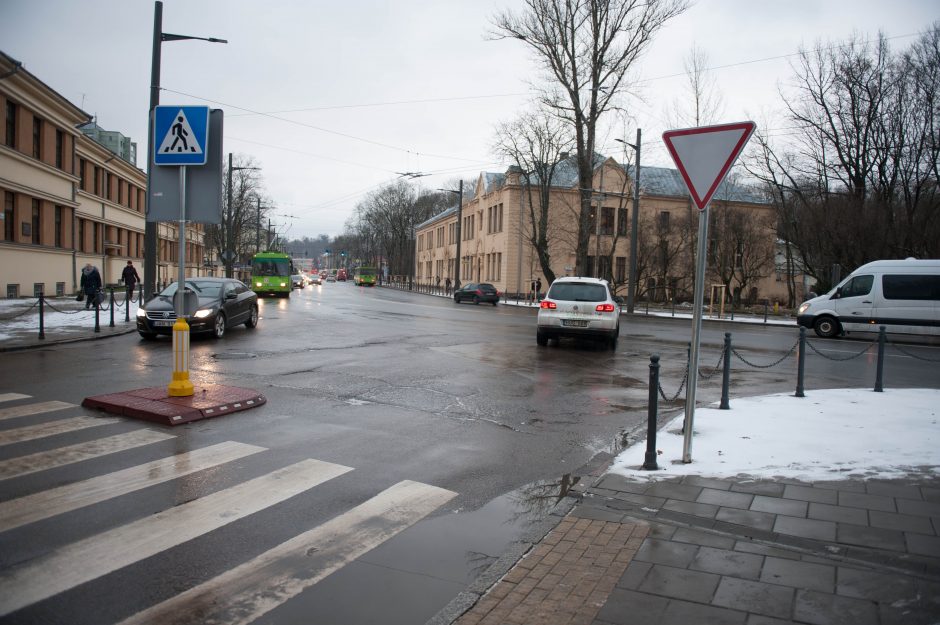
[841,275,873,298]
[882,275,940,300]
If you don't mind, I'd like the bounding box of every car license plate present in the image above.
[562,319,588,327]
[154,320,175,327]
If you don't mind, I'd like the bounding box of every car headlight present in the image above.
[136,308,147,318]
[798,303,810,315]
[193,308,214,319]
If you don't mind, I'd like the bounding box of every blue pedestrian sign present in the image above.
[153,106,210,166]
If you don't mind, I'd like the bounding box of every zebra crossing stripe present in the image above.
[0,429,176,481]
[0,458,352,617]
[116,480,457,625]
[0,400,75,422]
[0,441,266,532]
[0,415,119,447]
[0,393,30,404]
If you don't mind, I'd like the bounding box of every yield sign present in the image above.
[662,121,756,210]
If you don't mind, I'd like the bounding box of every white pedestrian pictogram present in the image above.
[157,109,204,155]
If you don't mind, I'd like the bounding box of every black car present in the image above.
[136,278,259,340]
[454,282,500,306]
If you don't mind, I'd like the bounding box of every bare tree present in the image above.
[493,110,575,284]
[708,204,776,305]
[492,0,689,275]
[664,43,725,128]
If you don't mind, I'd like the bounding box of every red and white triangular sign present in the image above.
[662,121,756,211]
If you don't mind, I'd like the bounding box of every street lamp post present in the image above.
[616,129,641,314]
[224,153,260,278]
[144,1,226,300]
[437,180,463,287]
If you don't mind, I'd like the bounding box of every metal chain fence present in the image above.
[805,337,877,361]
[698,350,725,381]
[658,366,689,402]
[731,336,800,369]
[42,300,87,315]
[887,339,940,363]
[0,300,40,321]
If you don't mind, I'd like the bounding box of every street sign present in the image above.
[153,106,210,166]
[149,109,223,222]
[662,121,755,210]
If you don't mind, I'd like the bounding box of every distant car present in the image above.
[309,273,322,285]
[454,282,500,306]
[326,274,337,283]
[137,278,259,340]
[291,274,305,289]
[337,269,348,281]
[536,277,621,349]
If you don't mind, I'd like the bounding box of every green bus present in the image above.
[354,266,377,286]
[251,251,293,297]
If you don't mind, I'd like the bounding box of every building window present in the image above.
[32,117,42,160]
[118,179,124,205]
[600,207,614,235]
[616,256,626,283]
[4,101,15,149]
[55,129,63,169]
[105,172,112,201]
[3,191,14,241]
[617,208,628,236]
[54,205,63,248]
[93,222,100,253]
[31,199,41,245]
[658,211,670,230]
[94,167,101,196]
[78,219,85,252]
[586,255,595,277]
[498,204,503,232]
[598,256,611,281]
[589,206,597,233]
[79,159,87,190]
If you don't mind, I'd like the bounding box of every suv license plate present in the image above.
[154,320,175,327]
[562,319,588,328]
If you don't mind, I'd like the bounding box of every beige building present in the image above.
[0,51,208,300]
[416,154,798,305]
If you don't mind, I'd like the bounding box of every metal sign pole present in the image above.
[168,165,193,397]
[682,202,710,463]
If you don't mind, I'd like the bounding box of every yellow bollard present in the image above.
[167,317,194,396]
[774,301,779,314]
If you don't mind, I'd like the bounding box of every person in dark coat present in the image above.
[121,260,141,300]
[80,263,102,309]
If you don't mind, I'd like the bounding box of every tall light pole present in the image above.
[144,1,226,299]
[224,153,260,278]
[616,129,641,313]
[437,180,463,286]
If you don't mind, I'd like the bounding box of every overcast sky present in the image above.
[2,0,936,239]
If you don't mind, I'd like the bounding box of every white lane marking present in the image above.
[0,458,352,617]
[0,429,176,481]
[117,480,457,625]
[0,441,266,532]
[0,416,119,447]
[0,400,75,422]
[0,393,30,404]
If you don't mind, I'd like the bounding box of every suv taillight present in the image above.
[596,303,615,312]
[540,300,557,309]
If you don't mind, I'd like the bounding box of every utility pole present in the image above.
[256,197,262,253]
[617,129,642,313]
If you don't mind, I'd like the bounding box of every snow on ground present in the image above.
[610,388,940,481]
[0,298,139,342]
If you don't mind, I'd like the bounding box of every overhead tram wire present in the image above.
[160,87,487,164]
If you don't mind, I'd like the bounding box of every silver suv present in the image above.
[536,277,622,349]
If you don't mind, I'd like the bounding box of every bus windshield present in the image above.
[252,259,291,277]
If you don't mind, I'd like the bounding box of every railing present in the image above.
[0,285,144,341]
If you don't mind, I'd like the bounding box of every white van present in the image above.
[796,259,940,338]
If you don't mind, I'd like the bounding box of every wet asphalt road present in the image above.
[1,282,938,624]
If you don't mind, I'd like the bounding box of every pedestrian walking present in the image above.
[536,278,542,301]
[445,277,452,295]
[121,260,141,301]
[80,263,102,309]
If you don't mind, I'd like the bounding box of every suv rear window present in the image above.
[548,282,608,302]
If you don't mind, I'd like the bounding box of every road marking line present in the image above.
[0,393,30,404]
[0,415,119,447]
[0,441,266,532]
[0,458,352,617]
[0,429,176,481]
[116,480,457,625]
[0,400,75,422]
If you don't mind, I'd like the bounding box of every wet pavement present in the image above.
[433,466,940,625]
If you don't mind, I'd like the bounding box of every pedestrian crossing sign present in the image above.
[153,105,210,166]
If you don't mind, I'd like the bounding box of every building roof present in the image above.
[622,164,768,204]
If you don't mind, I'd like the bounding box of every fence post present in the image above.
[763,301,768,323]
[874,326,886,392]
[720,332,731,409]
[125,288,131,323]
[642,354,660,470]
[38,292,45,340]
[94,296,101,333]
[795,326,806,397]
[671,296,676,317]
[645,296,650,315]
[109,287,115,328]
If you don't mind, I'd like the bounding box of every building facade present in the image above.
[1,51,208,300]
[416,154,800,306]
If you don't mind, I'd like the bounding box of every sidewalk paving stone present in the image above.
[782,484,838,505]
[751,495,809,517]
[759,557,835,593]
[807,502,869,526]
[773,515,837,542]
[792,589,878,625]
[711,577,795,619]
